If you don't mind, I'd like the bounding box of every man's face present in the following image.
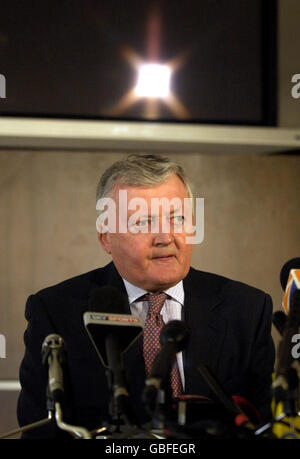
[98,174,194,291]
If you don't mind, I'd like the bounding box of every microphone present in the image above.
[83,286,143,425]
[196,362,256,433]
[143,320,189,409]
[42,334,65,404]
[273,259,300,406]
[272,310,287,336]
[274,290,300,382]
[280,257,300,291]
[83,286,143,367]
[280,258,300,314]
[41,334,93,439]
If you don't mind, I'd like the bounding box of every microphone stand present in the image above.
[0,385,56,439]
[151,388,167,430]
[0,380,92,439]
[105,367,123,431]
[273,367,299,417]
[0,411,54,439]
[0,402,92,439]
[54,402,92,439]
[272,366,300,437]
[104,333,140,434]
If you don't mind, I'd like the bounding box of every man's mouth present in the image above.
[152,254,175,261]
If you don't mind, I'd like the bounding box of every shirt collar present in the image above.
[122,277,184,306]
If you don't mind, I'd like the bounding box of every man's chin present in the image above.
[145,274,182,291]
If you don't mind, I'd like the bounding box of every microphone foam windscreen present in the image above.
[88,285,129,314]
[159,320,189,352]
[272,310,287,335]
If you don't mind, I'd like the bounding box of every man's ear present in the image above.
[97,231,112,254]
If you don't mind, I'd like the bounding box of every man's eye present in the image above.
[138,220,149,226]
[130,218,153,229]
[139,217,154,225]
[172,215,184,222]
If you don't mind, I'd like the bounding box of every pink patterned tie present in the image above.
[142,292,183,398]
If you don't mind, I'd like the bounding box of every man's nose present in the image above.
[153,231,174,246]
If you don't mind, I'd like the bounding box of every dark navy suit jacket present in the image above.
[17,262,275,437]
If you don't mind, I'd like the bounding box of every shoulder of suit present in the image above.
[32,263,114,301]
[187,266,270,301]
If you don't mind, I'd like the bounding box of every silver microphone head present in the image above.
[42,334,64,351]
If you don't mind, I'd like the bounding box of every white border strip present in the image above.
[0,117,300,154]
[0,380,21,391]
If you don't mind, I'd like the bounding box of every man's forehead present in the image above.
[126,206,184,218]
[112,176,188,199]
[108,179,192,219]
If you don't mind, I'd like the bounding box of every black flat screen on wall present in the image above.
[0,0,277,125]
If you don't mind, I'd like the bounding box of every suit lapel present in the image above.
[98,261,129,304]
[183,268,227,396]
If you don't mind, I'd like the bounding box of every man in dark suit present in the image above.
[17,154,275,438]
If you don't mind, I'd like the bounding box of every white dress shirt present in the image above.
[122,278,185,390]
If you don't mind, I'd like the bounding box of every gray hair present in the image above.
[96,154,193,203]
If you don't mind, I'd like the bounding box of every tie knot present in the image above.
[146,292,167,315]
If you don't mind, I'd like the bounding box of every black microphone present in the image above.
[271,258,300,339]
[143,320,189,409]
[272,310,287,336]
[42,334,65,404]
[274,289,300,383]
[272,259,300,417]
[273,291,300,417]
[196,362,256,433]
[275,257,300,382]
[83,286,143,425]
[272,259,300,379]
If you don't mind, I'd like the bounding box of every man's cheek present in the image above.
[123,243,145,266]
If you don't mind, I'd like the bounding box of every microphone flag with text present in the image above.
[275,258,300,379]
[83,286,144,367]
[273,258,300,415]
[280,257,300,314]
